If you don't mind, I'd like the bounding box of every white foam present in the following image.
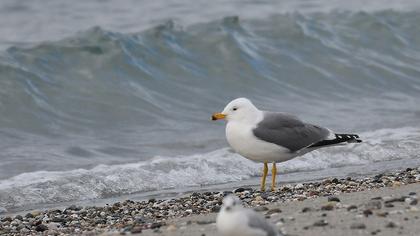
[1,126,419,210]
[0,148,258,209]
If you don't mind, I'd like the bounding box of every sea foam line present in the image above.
[0,126,419,209]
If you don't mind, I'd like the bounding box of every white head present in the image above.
[221,195,243,212]
[212,98,260,123]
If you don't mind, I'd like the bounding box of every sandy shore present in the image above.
[139,182,420,236]
[1,167,420,235]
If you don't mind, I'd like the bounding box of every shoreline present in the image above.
[5,157,420,216]
[1,167,420,235]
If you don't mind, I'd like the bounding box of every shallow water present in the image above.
[1,0,420,212]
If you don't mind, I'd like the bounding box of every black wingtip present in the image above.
[309,133,362,148]
[348,139,362,143]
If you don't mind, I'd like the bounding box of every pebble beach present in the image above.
[1,167,420,235]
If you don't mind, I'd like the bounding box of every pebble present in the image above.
[30,210,41,217]
[363,209,373,217]
[211,205,220,213]
[376,211,388,217]
[35,224,48,232]
[24,212,34,218]
[385,203,395,208]
[196,219,214,225]
[385,221,398,228]
[151,222,164,229]
[148,198,156,203]
[321,203,335,211]
[366,200,382,210]
[51,216,65,223]
[234,187,252,193]
[67,205,82,211]
[347,205,358,211]
[301,207,313,213]
[47,222,61,230]
[1,217,12,223]
[328,196,340,202]
[350,222,366,229]
[131,226,142,233]
[294,183,304,189]
[313,219,328,227]
[392,181,401,187]
[185,209,193,214]
[266,208,282,215]
[408,206,419,212]
[385,196,406,203]
[371,229,381,235]
[405,197,418,205]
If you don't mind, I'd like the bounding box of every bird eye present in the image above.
[232,107,238,111]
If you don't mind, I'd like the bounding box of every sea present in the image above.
[1,0,420,213]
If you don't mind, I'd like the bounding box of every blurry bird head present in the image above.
[221,195,243,212]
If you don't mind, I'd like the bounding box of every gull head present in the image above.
[212,98,259,123]
[221,195,243,212]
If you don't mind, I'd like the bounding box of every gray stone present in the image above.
[328,196,340,202]
[321,203,335,211]
[384,197,406,204]
[131,226,142,233]
[405,197,418,205]
[196,219,215,225]
[366,200,382,210]
[313,219,328,227]
[347,205,358,211]
[385,203,394,208]
[35,224,48,232]
[266,208,282,215]
[301,207,313,213]
[385,221,398,228]
[350,222,366,229]
[363,209,373,217]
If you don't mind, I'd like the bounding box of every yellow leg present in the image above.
[261,162,268,191]
[271,162,277,191]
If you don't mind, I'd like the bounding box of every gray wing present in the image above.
[246,210,280,236]
[253,112,330,152]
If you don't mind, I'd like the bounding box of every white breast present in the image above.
[225,121,296,163]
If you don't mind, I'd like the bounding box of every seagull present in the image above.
[216,195,282,236]
[212,97,362,191]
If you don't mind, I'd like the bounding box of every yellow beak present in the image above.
[212,112,226,120]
